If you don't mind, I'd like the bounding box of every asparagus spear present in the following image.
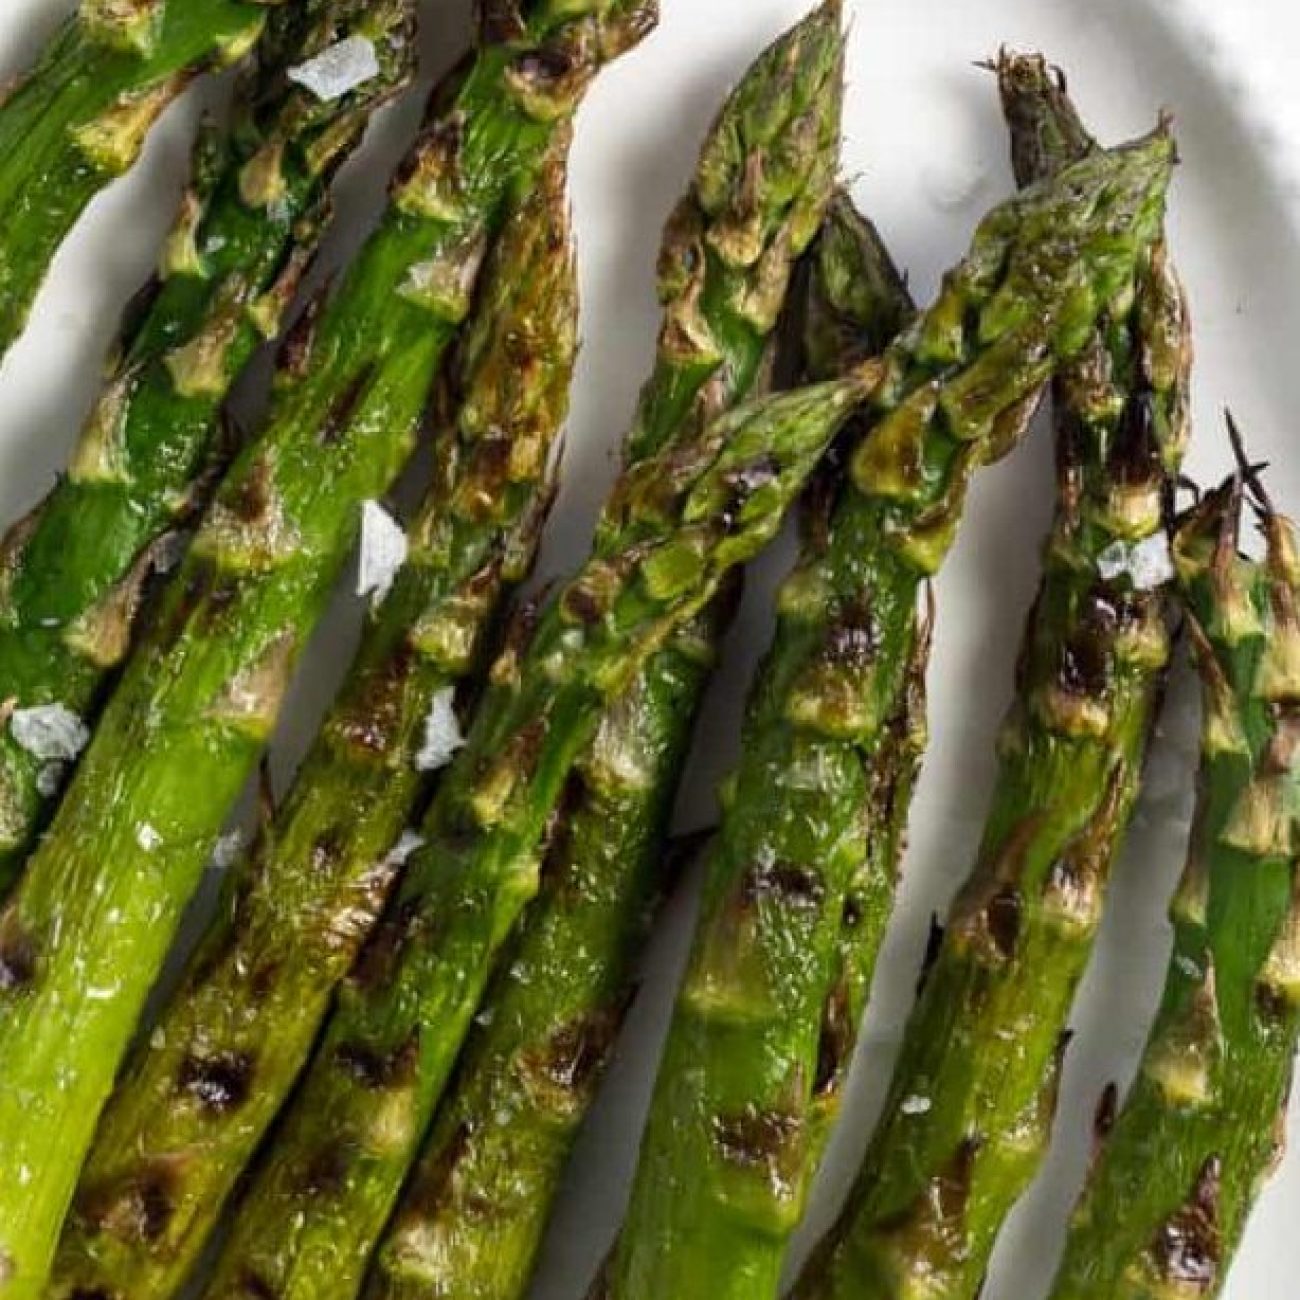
[603,126,1177,1300]
[1045,457,1300,1298]
[0,0,272,360]
[49,138,579,1300]
[0,6,656,1295]
[365,14,850,1289]
[791,56,1192,1300]
[786,193,925,1162]
[0,0,415,891]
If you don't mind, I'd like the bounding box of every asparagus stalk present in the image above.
[787,193,925,1161]
[1045,458,1300,1297]
[791,56,1192,1300]
[0,6,657,1295]
[50,139,580,1300]
[0,0,415,890]
[0,0,273,360]
[604,126,1177,1300]
[366,14,851,1289]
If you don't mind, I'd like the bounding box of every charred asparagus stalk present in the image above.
[366,13,853,1283]
[50,139,579,1300]
[1046,457,1300,1298]
[0,0,415,891]
[791,55,1191,1300]
[0,0,272,359]
[790,197,924,1160]
[605,114,1178,1299]
[0,5,657,1295]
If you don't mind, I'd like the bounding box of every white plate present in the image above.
[2,2,1299,1297]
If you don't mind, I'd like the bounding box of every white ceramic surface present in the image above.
[1,2,1299,1297]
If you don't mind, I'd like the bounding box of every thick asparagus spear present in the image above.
[1045,460,1300,1297]
[0,0,414,890]
[604,126,1177,1300]
[0,0,272,360]
[366,14,850,1288]
[791,56,1192,1300]
[49,141,579,1300]
[0,6,656,1295]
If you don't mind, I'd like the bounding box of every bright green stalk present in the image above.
[791,56,1192,1300]
[0,0,274,359]
[0,6,657,1295]
[0,0,415,890]
[1045,464,1300,1295]
[366,12,848,1291]
[49,141,580,1300]
[604,128,1176,1300]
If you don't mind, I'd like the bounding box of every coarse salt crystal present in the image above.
[10,704,90,762]
[288,36,380,103]
[1097,534,1175,591]
[385,829,426,868]
[416,688,465,772]
[357,500,408,603]
[212,830,246,870]
[136,822,162,853]
[901,1095,933,1116]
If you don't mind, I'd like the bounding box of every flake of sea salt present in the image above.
[212,829,246,870]
[900,1095,933,1116]
[1097,534,1176,591]
[10,704,90,762]
[415,688,465,772]
[288,36,381,103]
[357,500,408,603]
[136,822,162,853]
[384,830,425,869]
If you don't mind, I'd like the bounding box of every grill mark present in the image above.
[984,887,1022,958]
[711,1107,803,1171]
[334,1032,419,1090]
[0,915,36,991]
[740,860,825,911]
[319,362,375,446]
[1152,1156,1222,1289]
[177,1051,253,1114]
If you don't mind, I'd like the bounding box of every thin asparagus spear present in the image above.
[0,5,657,1294]
[0,0,271,360]
[791,56,1192,1300]
[790,195,925,1161]
[50,139,579,1300]
[0,0,415,890]
[1045,458,1300,1298]
[366,13,851,1286]
[604,127,1177,1300]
